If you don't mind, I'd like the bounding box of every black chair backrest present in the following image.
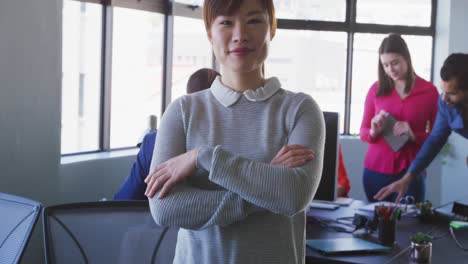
[42,200,178,264]
[0,192,42,264]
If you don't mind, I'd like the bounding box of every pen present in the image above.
[387,205,393,217]
[390,208,395,221]
[395,208,401,220]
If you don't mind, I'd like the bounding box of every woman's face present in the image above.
[207,0,272,75]
[380,53,409,81]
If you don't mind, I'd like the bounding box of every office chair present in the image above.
[42,200,178,264]
[0,192,42,264]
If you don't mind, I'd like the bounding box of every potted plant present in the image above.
[415,200,433,222]
[410,232,433,263]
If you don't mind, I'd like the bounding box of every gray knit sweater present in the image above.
[149,77,325,264]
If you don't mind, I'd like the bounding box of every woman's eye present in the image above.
[248,18,262,24]
[220,20,232,26]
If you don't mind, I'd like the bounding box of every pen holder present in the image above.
[378,218,396,246]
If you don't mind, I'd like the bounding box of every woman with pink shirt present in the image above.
[360,34,438,203]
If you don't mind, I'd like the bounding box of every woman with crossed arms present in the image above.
[143,0,325,263]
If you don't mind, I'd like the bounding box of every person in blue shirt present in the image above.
[114,68,220,200]
[114,131,157,200]
[375,53,468,202]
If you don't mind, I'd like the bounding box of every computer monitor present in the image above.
[313,111,339,202]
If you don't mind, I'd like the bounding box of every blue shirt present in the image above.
[408,97,468,175]
[114,131,156,200]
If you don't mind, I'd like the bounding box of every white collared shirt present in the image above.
[209,76,282,107]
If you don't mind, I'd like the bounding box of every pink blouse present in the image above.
[360,76,439,175]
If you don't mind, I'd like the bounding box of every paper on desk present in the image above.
[357,201,416,215]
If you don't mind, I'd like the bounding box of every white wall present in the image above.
[433,0,468,204]
[59,155,135,203]
[0,0,61,262]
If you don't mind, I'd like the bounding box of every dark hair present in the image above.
[203,0,276,37]
[377,34,415,96]
[186,68,220,94]
[440,53,468,92]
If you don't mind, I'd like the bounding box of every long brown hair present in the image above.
[377,34,415,96]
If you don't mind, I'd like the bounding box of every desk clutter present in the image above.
[375,204,401,246]
[375,204,403,222]
[434,198,468,221]
[307,198,468,263]
[352,204,402,246]
[356,201,417,216]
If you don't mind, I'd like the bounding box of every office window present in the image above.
[176,0,347,21]
[61,0,436,154]
[350,34,433,134]
[175,0,203,5]
[61,1,102,154]
[274,0,346,21]
[110,8,164,148]
[356,0,432,27]
[172,16,212,100]
[266,30,347,129]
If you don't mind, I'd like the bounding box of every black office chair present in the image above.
[0,192,42,264]
[42,200,178,264]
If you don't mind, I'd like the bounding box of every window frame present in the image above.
[61,0,437,155]
[276,0,437,133]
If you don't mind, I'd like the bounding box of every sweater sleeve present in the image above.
[360,84,378,143]
[199,96,325,216]
[148,99,260,230]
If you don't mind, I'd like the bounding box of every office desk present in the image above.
[305,200,468,264]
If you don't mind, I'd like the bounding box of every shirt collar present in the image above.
[210,76,281,107]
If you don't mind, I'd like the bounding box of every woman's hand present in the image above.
[393,121,415,141]
[370,110,387,138]
[271,144,314,167]
[146,145,313,199]
[144,149,199,199]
